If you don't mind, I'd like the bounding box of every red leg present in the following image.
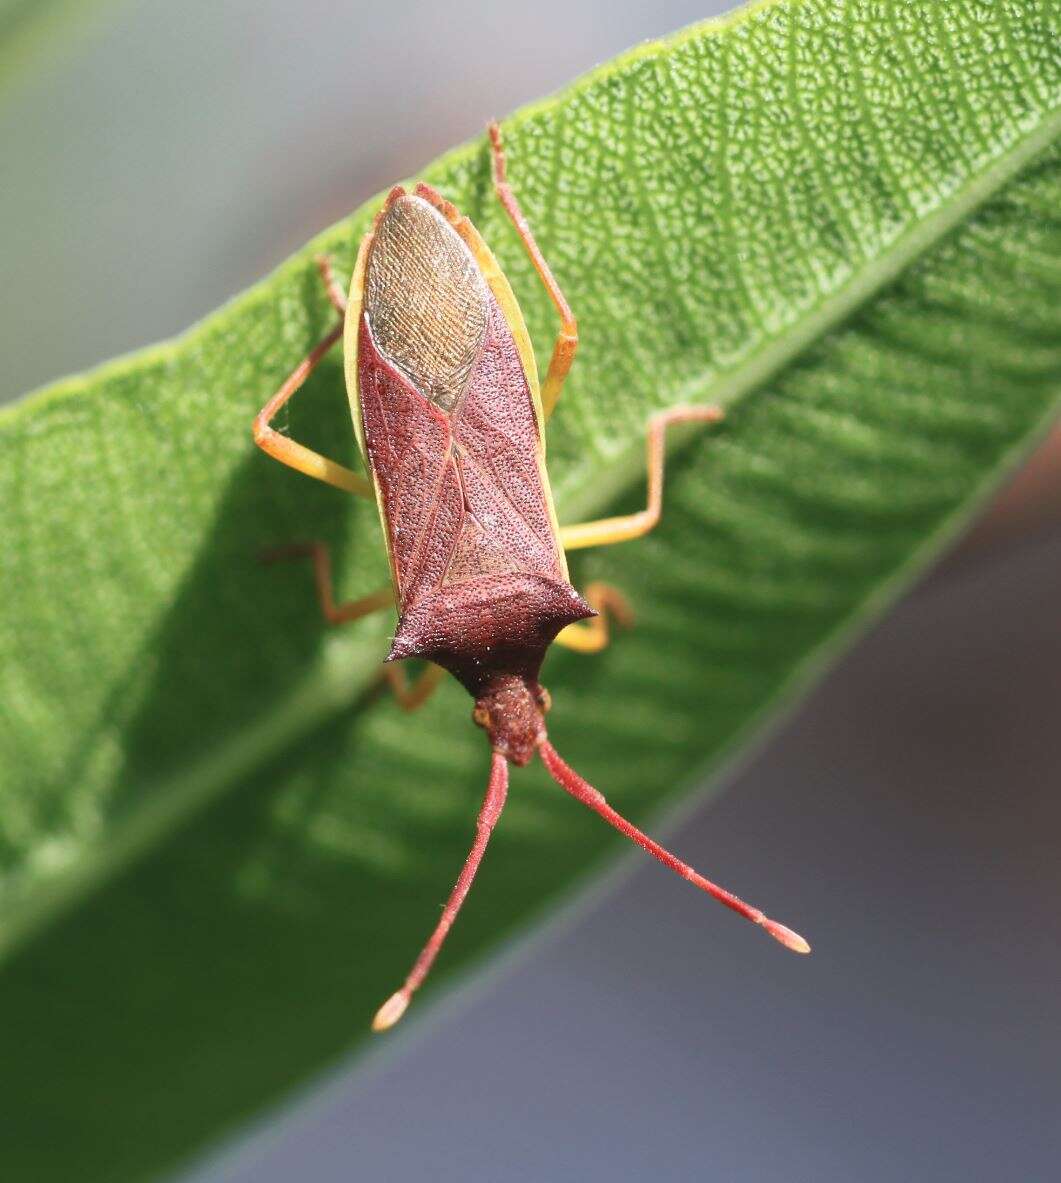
[539,740,810,954]
[373,752,510,1030]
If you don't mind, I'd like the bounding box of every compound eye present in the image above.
[537,688,552,714]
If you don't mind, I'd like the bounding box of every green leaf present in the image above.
[2,0,1059,1178]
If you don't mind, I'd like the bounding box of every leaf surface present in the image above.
[1,1,1059,1178]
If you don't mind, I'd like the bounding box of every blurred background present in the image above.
[3,1,1060,1180]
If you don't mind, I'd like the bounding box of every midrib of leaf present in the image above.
[554,100,1061,520]
[1,91,1056,963]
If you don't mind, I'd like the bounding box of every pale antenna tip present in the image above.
[761,918,811,955]
[372,990,410,1032]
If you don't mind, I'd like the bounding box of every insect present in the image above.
[253,122,809,1031]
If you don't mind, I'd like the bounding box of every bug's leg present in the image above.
[488,121,578,421]
[316,253,348,314]
[382,663,446,712]
[260,541,392,624]
[553,582,634,654]
[252,259,372,498]
[561,406,724,552]
[263,543,444,709]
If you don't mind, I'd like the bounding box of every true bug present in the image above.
[253,123,809,1031]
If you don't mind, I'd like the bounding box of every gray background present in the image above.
[4,3,1059,1180]
[191,525,1061,1183]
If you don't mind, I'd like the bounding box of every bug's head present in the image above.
[472,674,551,766]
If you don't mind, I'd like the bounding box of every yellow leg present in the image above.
[261,541,392,624]
[252,257,373,498]
[554,582,635,654]
[488,122,578,421]
[560,406,724,552]
[383,663,446,711]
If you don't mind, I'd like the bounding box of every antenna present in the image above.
[538,739,810,954]
[373,750,510,1030]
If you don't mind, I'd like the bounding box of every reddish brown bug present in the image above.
[254,123,809,1031]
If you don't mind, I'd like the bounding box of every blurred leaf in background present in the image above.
[0,0,1059,1179]
[0,0,125,94]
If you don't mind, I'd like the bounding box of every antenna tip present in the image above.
[761,918,811,954]
[372,990,410,1031]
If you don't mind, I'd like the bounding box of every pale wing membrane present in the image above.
[365,196,488,414]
